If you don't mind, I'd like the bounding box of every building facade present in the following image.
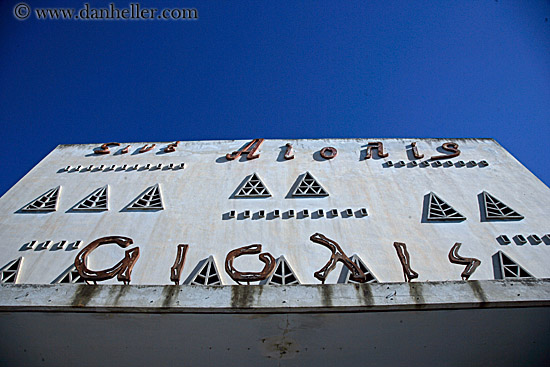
[0,139,548,366]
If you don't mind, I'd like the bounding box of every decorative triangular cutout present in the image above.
[426,192,466,221]
[482,191,524,221]
[235,173,271,198]
[73,186,109,211]
[127,184,164,210]
[56,265,86,284]
[21,187,61,212]
[291,172,329,197]
[338,255,378,284]
[188,256,222,285]
[495,251,533,279]
[261,256,300,285]
[1,258,23,284]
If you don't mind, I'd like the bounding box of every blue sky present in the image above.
[1,1,549,196]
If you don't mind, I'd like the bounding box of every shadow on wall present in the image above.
[492,253,503,279]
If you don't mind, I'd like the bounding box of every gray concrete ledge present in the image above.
[1,279,549,313]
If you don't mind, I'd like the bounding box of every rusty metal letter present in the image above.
[164,141,180,153]
[226,139,264,161]
[94,142,120,155]
[284,143,295,160]
[225,244,276,285]
[411,142,424,159]
[431,142,460,160]
[310,233,366,284]
[74,236,140,285]
[393,242,418,282]
[121,145,131,154]
[364,142,389,159]
[139,144,156,153]
[320,147,338,160]
[170,244,189,285]
[448,242,481,281]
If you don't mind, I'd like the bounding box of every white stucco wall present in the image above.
[0,138,548,285]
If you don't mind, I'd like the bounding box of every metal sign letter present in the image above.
[74,236,140,285]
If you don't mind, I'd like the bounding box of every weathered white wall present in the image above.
[0,138,548,285]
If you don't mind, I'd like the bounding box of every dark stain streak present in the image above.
[468,281,488,307]
[231,285,255,308]
[408,283,425,308]
[320,285,333,307]
[161,285,180,308]
[360,284,374,306]
[70,284,100,307]
[108,285,131,306]
[353,283,374,306]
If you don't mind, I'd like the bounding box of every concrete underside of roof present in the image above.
[1,279,549,366]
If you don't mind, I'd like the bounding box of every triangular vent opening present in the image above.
[235,173,271,198]
[189,256,221,285]
[482,192,524,221]
[339,255,378,284]
[426,192,466,221]
[56,265,86,284]
[127,184,163,210]
[22,187,61,212]
[1,258,23,284]
[262,256,300,285]
[291,172,329,197]
[73,186,109,211]
[497,252,533,279]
